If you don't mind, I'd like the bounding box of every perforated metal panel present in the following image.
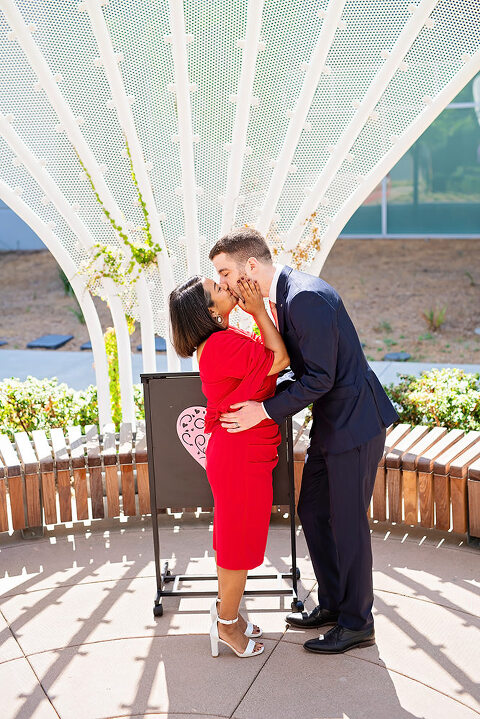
[1,0,479,356]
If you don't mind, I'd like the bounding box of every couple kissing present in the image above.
[169,226,399,659]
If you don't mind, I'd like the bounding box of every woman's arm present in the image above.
[236,278,290,375]
[255,307,290,376]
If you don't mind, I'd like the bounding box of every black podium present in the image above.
[141,371,303,617]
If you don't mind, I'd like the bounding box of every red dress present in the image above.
[199,326,281,570]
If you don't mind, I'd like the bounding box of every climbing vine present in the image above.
[104,315,137,429]
[266,211,321,270]
[72,137,164,423]
[74,134,163,307]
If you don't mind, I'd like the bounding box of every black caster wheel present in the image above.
[290,599,304,612]
[153,604,164,617]
[289,567,301,580]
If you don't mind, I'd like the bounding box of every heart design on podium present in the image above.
[176,406,210,469]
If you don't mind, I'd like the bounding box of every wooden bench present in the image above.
[467,455,480,541]
[0,422,151,536]
[293,421,480,540]
[0,421,479,543]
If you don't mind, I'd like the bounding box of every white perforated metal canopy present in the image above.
[1,0,479,424]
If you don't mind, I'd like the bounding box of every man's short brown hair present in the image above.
[209,226,272,265]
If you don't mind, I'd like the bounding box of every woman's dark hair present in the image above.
[169,276,225,357]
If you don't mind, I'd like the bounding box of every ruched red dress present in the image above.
[199,326,281,570]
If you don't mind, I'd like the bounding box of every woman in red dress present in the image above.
[169,276,289,659]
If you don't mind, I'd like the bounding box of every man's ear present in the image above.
[246,256,258,274]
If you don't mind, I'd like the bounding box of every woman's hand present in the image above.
[236,278,266,317]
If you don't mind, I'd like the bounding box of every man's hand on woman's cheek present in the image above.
[220,401,268,432]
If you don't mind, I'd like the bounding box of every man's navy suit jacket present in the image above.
[263,265,400,454]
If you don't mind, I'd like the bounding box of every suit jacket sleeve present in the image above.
[263,291,339,424]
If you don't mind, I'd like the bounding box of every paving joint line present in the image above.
[0,605,62,718]
[342,652,480,716]
[77,713,230,719]
[5,634,478,717]
[228,628,288,718]
[373,587,480,618]
[1,633,280,660]
[228,583,319,717]
[0,573,308,600]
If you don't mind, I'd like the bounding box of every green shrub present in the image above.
[0,376,145,442]
[2,367,478,442]
[384,367,480,431]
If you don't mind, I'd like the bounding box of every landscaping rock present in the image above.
[136,336,166,352]
[27,334,73,349]
[383,351,411,361]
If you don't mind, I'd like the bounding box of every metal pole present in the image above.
[287,417,299,606]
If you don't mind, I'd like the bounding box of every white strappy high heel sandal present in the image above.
[210,614,264,658]
[210,597,262,637]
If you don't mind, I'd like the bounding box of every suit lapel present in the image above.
[276,265,292,336]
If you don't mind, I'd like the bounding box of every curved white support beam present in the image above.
[255,0,346,237]
[1,0,181,374]
[281,0,439,255]
[0,179,112,428]
[221,0,264,235]
[0,112,137,425]
[307,48,480,276]
[167,0,201,275]
[84,0,179,371]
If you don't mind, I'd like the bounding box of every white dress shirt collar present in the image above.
[269,263,284,304]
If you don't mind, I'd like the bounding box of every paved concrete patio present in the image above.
[0,515,479,719]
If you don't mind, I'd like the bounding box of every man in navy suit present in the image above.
[210,227,399,654]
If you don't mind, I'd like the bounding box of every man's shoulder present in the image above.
[285,267,341,311]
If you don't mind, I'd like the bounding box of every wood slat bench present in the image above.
[467,456,480,541]
[0,421,479,543]
[0,422,152,537]
[293,422,480,541]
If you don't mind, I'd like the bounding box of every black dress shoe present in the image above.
[285,605,339,628]
[303,623,375,654]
